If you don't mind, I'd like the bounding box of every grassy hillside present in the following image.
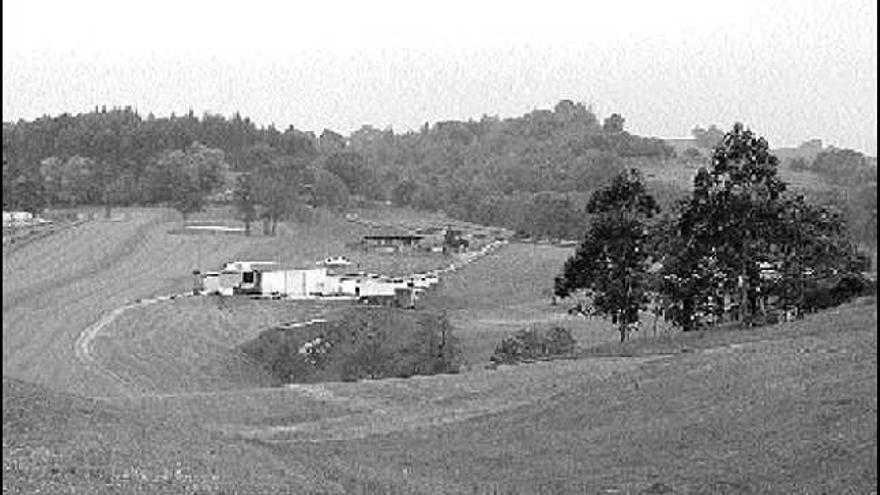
[276,298,877,494]
[635,158,831,195]
[43,298,874,494]
[3,202,876,493]
[2,377,344,493]
[421,242,677,367]
[94,296,354,394]
[0,205,466,397]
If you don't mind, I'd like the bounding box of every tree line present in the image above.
[556,123,874,342]
[2,101,677,239]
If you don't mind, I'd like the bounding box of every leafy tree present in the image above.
[307,167,349,211]
[252,155,308,235]
[233,173,257,235]
[318,129,347,154]
[667,123,791,328]
[555,169,659,341]
[323,152,377,199]
[38,156,66,208]
[3,169,44,213]
[523,192,579,240]
[602,113,625,133]
[238,143,279,172]
[155,142,229,224]
[39,155,99,207]
[391,179,421,206]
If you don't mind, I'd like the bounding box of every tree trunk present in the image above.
[244,220,251,236]
[652,310,659,337]
[682,299,695,332]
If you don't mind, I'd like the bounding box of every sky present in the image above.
[3,0,877,155]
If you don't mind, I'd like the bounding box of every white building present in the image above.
[257,267,329,299]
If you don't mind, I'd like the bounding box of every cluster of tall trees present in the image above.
[349,100,673,237]
[2,107,319,218]
[556,124,871,341]
[3,101,675,239]
[5,103,871,249]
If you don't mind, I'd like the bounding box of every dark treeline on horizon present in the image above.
[2,101,875,245]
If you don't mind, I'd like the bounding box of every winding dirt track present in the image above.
[3,209,656,443]
[2,209,257,397]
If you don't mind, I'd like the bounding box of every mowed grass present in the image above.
[2,377,347,494]
[421,242,677,367]
[93,296,355,395]
[278,299,877,494]
[4,202,876,493]
[635,159,831,194]
[1,205,466,397]
[11,298,875,493]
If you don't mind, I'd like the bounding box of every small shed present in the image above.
[362,230,424,252]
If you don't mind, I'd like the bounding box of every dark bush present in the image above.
[491,326,576,364]
[240,307,462,384]
[802,272,873,313]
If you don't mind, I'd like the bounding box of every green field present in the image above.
[421,242,678,367]
[636,159,832,195]
[2,204,877,493]
[1,205,467,397]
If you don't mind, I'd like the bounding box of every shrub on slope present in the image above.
[240,307,462,383]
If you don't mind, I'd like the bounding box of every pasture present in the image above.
[635,159,832,194]
[92,296,354,395]
[1,205,466,396]
[5,298,875,493]
[421,242,678,367]
[2,203,876,493]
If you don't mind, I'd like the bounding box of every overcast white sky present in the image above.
[3,0,877,154]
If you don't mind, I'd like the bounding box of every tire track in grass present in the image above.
[78,236,510,399]
[73,231,530,439]
[74,292,196,398]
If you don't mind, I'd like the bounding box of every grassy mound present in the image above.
[241,306,462,383]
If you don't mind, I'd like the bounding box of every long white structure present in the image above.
[257,268,328,298]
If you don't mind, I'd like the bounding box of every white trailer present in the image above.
[257,268,328,298]
[359,278,398,297]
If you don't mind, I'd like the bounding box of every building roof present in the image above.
[363,234,424,240]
